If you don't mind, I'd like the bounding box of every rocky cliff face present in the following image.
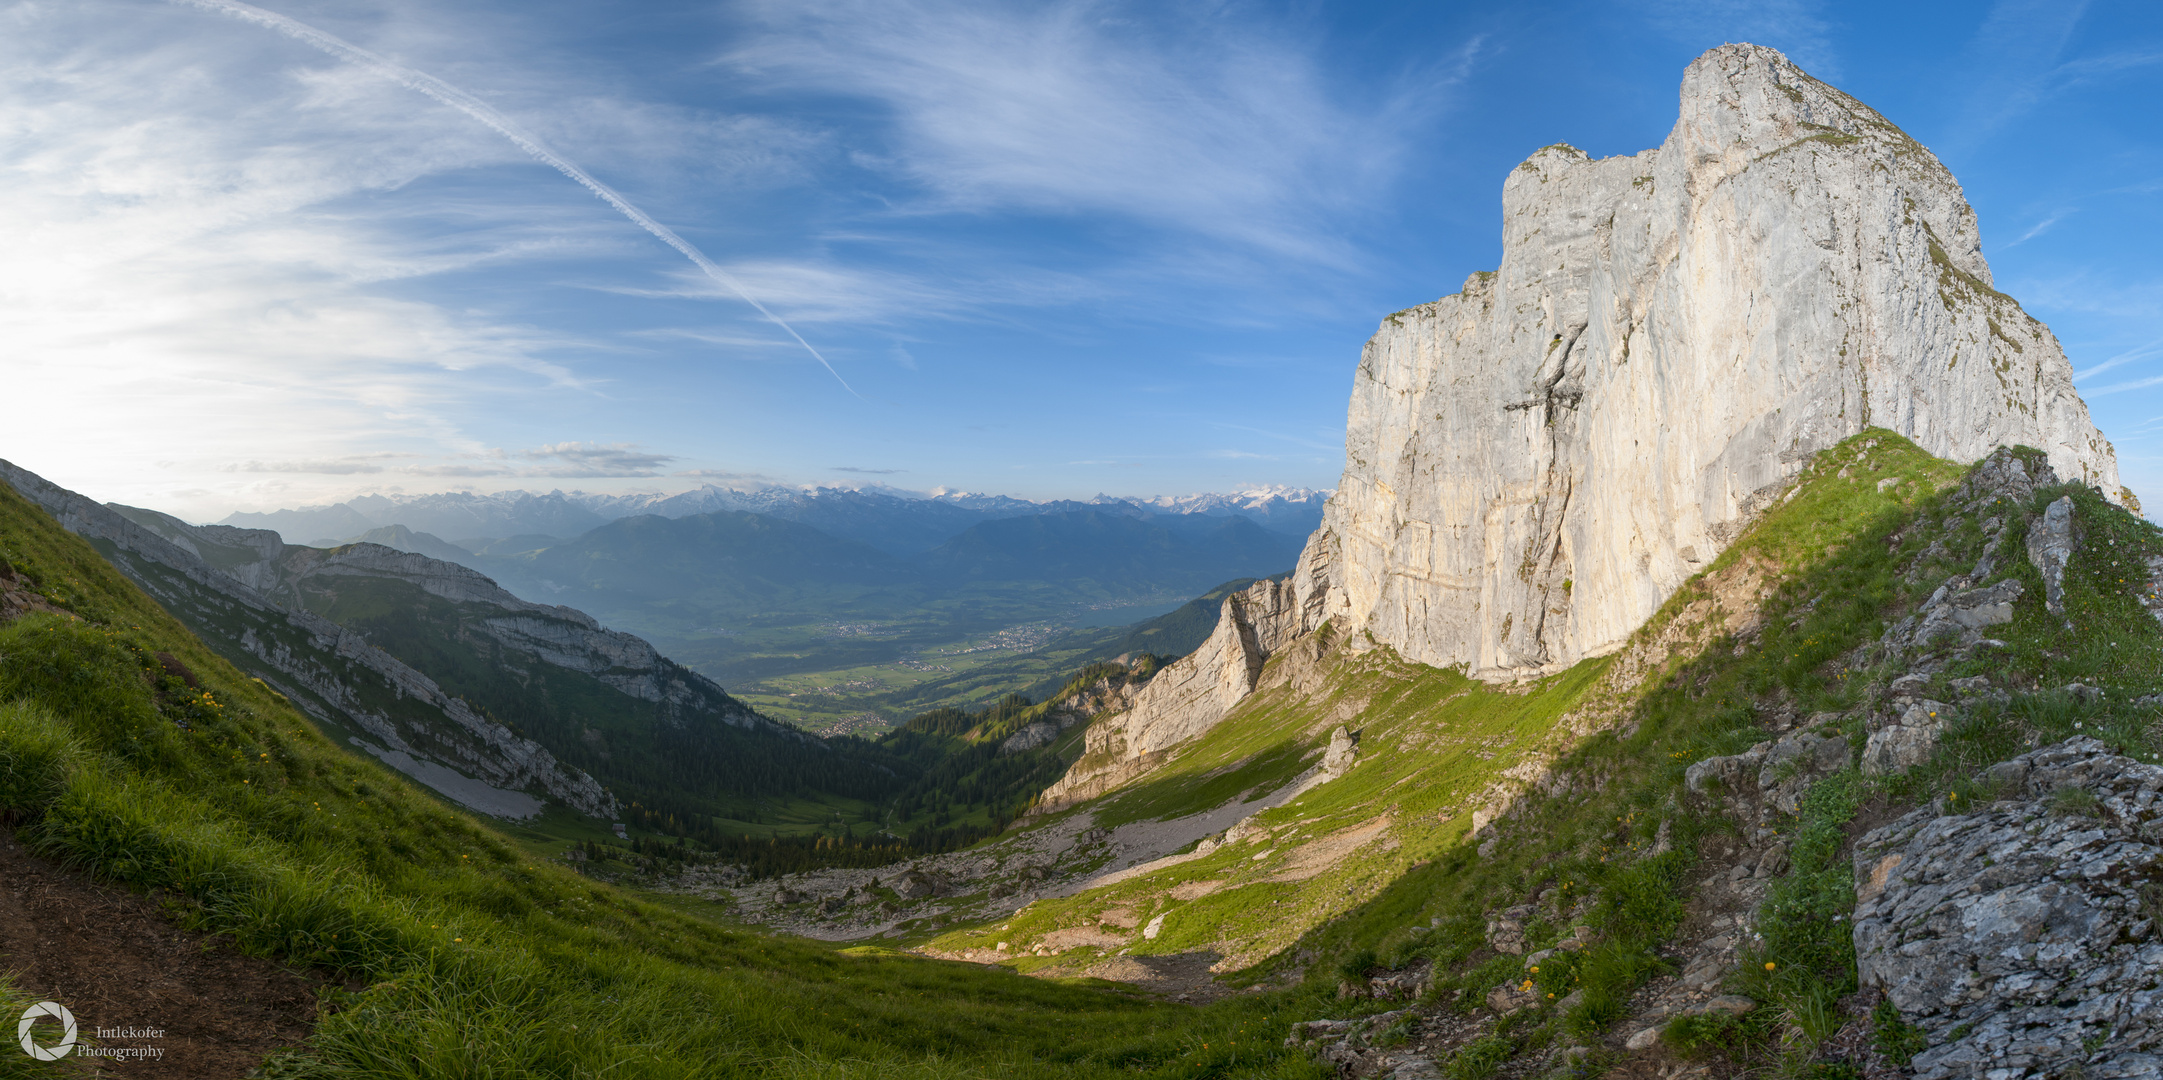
[1319,42,2115,681]
[1045,43,2121,804]
[0,460,617,819]
[1037,574,1326,809]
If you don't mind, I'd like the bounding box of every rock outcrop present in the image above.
[1043,43,2119,805]
[1685,724,1852,820]
[1036,575,1324,808]
[1852,737,2163,1080]
[2028,495,2077,617]
[1,459,616,818]
[998,669,1146,756]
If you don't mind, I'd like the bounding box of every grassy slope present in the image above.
[1625,448,2163,1075]
[0,477,1343,1080]
[931,431,1966,992]
[1044,430,2161,1078]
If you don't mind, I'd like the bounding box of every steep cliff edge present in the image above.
[1045,43,2121,806]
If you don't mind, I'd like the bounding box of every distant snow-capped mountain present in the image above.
[218,483,1332,555]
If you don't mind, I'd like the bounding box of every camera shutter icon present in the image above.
[17,1001,78,1061]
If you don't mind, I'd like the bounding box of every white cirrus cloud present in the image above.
[728,0,1456,267]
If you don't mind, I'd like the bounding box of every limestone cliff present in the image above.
[1043,43,2119,806]
[1313,43,2114,682]
[1038,574,1324,809]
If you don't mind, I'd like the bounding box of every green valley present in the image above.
[467,509,1303,733]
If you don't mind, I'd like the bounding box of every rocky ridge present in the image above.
[1037,43,2124,813]
[111,508,781,736]
[0,459,616,819]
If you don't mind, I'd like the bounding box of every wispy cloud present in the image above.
[603,256,1111,327]
[224,459,389,475]
[2082,373,2163,398]
[525,441,675,473]
[173,0,863,398]
[2008,208,2078,246]
[404,464,518,478]
[675,469,775,481]
[729,0,1451,267]
[0,2,644,512]
[402,442,675,479]
[2076,338,2163,389]
[1935,0,2160,151]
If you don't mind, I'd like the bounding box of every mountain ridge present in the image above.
[0,460,616,818]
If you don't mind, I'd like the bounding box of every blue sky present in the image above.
[4,0,2160,520]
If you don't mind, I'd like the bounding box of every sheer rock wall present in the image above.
[1041,43,2119,806]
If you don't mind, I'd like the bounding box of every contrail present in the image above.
[170,0,861,398]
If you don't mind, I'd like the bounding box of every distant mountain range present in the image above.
[217,483,1330,555]
[486,508,1305,628]
[179,484,1327,735]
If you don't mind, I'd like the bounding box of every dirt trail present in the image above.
[0,830,322,1078]
[1076,951,1236,1003]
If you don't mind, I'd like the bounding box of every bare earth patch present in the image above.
[0,829,323,1079]
[1266,814,1392,883]
[1038,926,1127,952]
[1076,950,1234,1003]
